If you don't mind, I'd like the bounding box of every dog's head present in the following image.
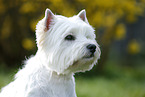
[36,9,101,74]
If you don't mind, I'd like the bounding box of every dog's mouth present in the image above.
[83,53,94,59]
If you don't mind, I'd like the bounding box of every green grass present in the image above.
[0,67,145,97]
[0,69,15,88]
[76,77,145,97]
[75,64,145,97]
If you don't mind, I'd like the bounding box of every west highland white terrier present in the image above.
[0,9,101,97]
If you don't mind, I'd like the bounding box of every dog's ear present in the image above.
[45,8,55,30]
[77,9,89,23]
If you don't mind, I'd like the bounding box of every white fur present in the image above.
[0,9,101,97]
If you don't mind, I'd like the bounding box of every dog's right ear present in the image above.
[45,8,55,31]
[77,9,89,24]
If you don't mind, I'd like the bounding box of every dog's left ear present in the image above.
[45,8,55,30]
[77,9,89,23]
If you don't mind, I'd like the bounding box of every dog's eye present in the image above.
[65,35,75,41]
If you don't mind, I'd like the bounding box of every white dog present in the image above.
[0,9,101,97]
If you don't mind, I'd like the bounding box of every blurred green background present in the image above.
[0,0,145,97]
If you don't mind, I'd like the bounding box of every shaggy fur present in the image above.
[0,9,101,97]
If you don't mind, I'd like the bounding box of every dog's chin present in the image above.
[74,53,97,65]
[64,55,97,74]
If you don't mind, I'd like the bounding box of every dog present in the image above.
[0,9,101,97]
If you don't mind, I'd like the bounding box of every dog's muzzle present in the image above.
[84,44,96,58]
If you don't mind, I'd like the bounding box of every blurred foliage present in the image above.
[0,0,145,69]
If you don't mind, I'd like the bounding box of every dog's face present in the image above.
[36,9,101,74]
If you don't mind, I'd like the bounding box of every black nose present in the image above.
[86,44,96,53]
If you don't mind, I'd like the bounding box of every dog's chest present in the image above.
[26,70,77,97]
[46,77,76,97]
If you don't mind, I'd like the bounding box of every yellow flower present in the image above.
[105,15,116,27]
[1,16,12,39]
[30,20,38,32]
[127,40,140,54]
[0,0,5,14]
[19,2,35,14]
[115,24,126,40]
[126,14,137,23]
[92,11,104,27]
[22,38,35,50]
